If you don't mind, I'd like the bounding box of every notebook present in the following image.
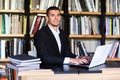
[70,43,113,68]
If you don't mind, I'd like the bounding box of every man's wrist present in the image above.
[63,57,70,64]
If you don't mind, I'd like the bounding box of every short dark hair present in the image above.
[46,6,60,16]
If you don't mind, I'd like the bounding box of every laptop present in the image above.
[69,43,113,68]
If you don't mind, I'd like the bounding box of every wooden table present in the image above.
[19,61,120,80]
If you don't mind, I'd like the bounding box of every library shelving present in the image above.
[104,0,120,59]
[1,0,120,63]
[67,0,120,60]
[0,0,29,62]
[68,0,102,56]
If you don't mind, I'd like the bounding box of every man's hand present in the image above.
[70,56,91,65]
[78,56,91,62]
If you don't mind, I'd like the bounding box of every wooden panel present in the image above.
[78,73,102,80]
[20,75,53,80]
[54,74,79,80]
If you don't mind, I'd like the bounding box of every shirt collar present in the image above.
[48,24,60,34]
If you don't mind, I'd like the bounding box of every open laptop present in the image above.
[70,43,113,68]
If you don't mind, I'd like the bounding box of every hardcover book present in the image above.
[10,61,41,67]
[8,54,40,63]
[7,63,40,71]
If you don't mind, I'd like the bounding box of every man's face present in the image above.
[46,10,61,27]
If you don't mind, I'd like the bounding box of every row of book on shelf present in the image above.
[30,0,63,10]
[1,38,119,60]
[30,14,47,34]
[70,16,100,35]
[71,40,120,58]
[1,14,120,36]
[68,0,101,12]
[106,0,120,12]
[0,38,24,59]
[70,15,120,36]
[0,14,26,34]
[0,13,63,35]
[68,0,120,12]
[2,0,120,12]
[30,14,64,34]
[0,0,24,10]
[105,17,120,36]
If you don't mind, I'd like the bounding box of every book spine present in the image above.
[32,16,41,34]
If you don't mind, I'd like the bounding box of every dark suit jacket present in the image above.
[34,25,76,64]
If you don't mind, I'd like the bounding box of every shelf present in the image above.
[0,34,25,38]
[69,34,102,39]
[69,11,101,15]
[106,12,120,16]
[30,10,46,14]
[115,13,120,15]
[106,35,120,39]
[30,10,64,14]
[107,58,120,61]
[0,10,24,13]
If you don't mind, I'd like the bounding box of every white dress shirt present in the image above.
[48,24,70,64]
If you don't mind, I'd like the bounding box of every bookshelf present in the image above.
[104,0,120,59]
[0,0,29,61]
[68,0,103,54]
[0,0,120,62]
[67,0,120,60]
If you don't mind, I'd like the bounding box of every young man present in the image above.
[34,6,91,65]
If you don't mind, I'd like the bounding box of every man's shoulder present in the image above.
[34,26,49,36]
[59,28,67,36]
[36,26,48,33]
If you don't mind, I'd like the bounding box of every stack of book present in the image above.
[7,54,41,71]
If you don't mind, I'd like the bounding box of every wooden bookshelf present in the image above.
[68,0,120,61]
[0,0,27,60]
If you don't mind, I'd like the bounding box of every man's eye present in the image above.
[57,14,61,16]
[51,15,55,17]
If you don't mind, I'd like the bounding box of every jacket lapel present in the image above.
[46,26,60,53]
